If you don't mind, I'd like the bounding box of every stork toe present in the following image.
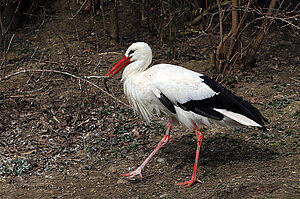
[121,168,143,179]
[175,178,203,187]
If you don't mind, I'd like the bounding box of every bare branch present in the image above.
[49,26,71,68]
[69,0,88,19]
[0,69,130,108]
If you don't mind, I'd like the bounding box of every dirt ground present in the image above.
[0,1,299,198]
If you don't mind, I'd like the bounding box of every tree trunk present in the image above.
[141,0,146,21]
[227,0,239,71]
[242,0,278,68]
[109,0,119,45]
[214,0,276,75]
[129,0,141,40]
[99,0,108,37]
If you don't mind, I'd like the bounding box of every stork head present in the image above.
[106,42,152,79]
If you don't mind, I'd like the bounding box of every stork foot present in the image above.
[175,178,203,187]
[121,167,143,179]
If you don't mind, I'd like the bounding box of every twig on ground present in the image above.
[98,52,121,56]
[84,75,108,79]
[0,69,130,108]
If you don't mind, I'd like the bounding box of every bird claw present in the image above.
[175,178,203,187]
[121,168,143,179]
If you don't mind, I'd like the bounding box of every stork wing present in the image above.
[150,64,266,129]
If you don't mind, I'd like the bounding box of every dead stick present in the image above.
[0,69,130,108]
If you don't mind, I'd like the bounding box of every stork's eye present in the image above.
[128,50,135,56]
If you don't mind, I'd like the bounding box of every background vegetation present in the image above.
[0,0,299,198]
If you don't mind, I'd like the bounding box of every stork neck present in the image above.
[121,59,151,82]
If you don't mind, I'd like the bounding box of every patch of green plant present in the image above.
[0,158,32,176]
[86,145,99,154]
[150,122,165,133]
[293,110,300,119]
[230,128,245,136]
[214,183,226,198]
[140,135,150,144]
[260,172,267,177]
[270,142,280,149]
[14,41,34,55]
[80,102,91,108]
[58,166,65,172]
[259,68,265,74]
[251,131,271,140]
[126,143,139,152]
[84,165,92,170]
[269,137,297,155]
[89,123,96,131]
[93,157,107,164]
[217,132,229,138]
[111,148,125,158]
[114,122,131,134]
[246,76,257,83]
[268,97,290,109]
[119,133,135,143]
[272,85,283,92]
[272,122,288,131]
[99,109,112,116]
[272,83,288,92]
[45,166,53,172]
[115,107,130,114]
[282,130,296,138]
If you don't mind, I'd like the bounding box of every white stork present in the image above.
[105,42,266,187]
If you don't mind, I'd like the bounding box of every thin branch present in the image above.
[91,0,102,75]
[0,33,15,73]
[235,0,254,41]
[20,45,40,92]
[272,16,300,30]
[190,0,231,25]
[68,0,82,57]
[215,0,224,72]
[0,69,130,108]
[217,0,223,44]
[69,0,88,19]
[5,33,15,54]
[243,0,278,68]
[2,0,22,36]
[49,26,71,68]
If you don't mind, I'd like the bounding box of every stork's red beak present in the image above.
[106,56,131,79]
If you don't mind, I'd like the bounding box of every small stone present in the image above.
[157,158,166,163]
[156,180,162,185]
[117,178,128,184]
[160,193,168,198]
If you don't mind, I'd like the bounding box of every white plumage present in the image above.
[106,42,266,187]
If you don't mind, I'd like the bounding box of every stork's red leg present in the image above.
[121,121,172,179]
[175,123,203,187]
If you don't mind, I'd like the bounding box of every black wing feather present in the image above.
[177,99,224,120]
[178,75,266,129]
[158,93,176,114]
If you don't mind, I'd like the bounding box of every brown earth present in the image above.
[0,1,299,198]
